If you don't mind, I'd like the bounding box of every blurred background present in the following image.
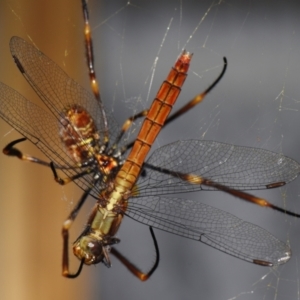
[0,0,300,300]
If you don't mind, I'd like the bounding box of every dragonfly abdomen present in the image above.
[114,51,193,195]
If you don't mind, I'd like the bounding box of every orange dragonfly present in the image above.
[0,0,300,280]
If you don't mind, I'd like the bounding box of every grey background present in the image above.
[1,0,300,300]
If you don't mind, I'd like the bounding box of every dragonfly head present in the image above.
[73,235,119,266]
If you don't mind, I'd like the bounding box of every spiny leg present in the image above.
[62,187,92,278]
[4,137,92,187]
[146,163,300,218]
[50,161,92,185]
[196,177,300,217]
[112,110,149,148]
[110,227,160,281]
[3,137,51,167]
[81,0,109,145]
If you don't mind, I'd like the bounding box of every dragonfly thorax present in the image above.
[95,154,119,175]
[59,104,100,164]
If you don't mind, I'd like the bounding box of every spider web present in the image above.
[91,1,300,300]
[0,1,300,300]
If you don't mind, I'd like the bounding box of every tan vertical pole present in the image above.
[0,1,97,299]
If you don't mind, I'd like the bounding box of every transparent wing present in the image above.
[0,37,126,197]
[137,140,300,196]
[9,36,120,144]
[0,82,103,194]
[127,195,291,266]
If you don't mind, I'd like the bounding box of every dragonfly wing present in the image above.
[0,82,100,195]
[138,140,300,195]
[126,195,291,266]
[9,36,119,143]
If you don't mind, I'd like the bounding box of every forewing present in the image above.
[137,140,300,196]
[9,36,119,143]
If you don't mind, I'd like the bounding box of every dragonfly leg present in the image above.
[50,161,92,185]
[3,137,51,167]
[110,227,160,281]
[3,137,92,186]
[147,163,300,218]
[114,110,149,149]
[62,188,91,278]
[81,0,109,145]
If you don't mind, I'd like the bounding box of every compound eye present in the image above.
[87,241,102,258]
[73,237,104,265]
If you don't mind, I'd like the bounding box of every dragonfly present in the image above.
[0,0,300,280]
